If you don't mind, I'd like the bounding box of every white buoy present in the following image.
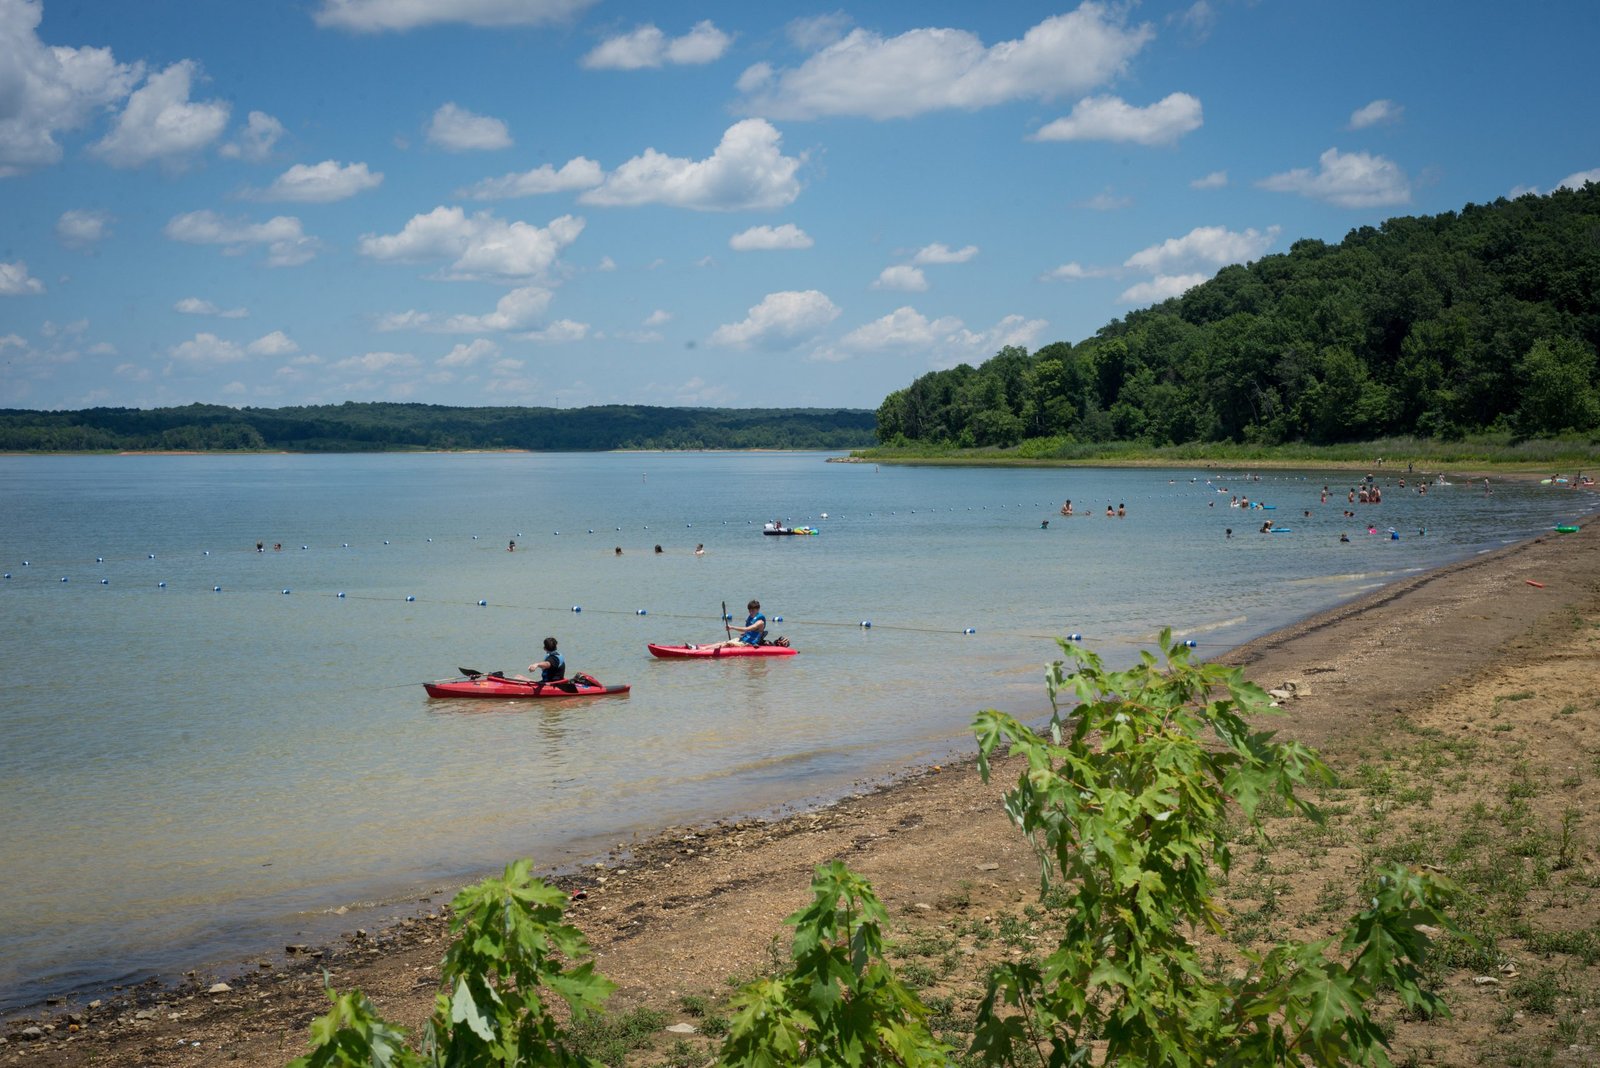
[637,609,647,615]
[158,581,166,587]
[572,605,581,612]
[337,592,345,598]
[1067,633,1082,641]
[213,586,222,592]
[478,600,487,606]
[101,578,109,584]
[1183,639,1198,648]
[773,616,783,622]
[964,627,976,635]
[282,589,291,594]
[406,595,416,601]
[859,620,871,628]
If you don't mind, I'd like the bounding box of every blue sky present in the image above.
[1,0,1596,412]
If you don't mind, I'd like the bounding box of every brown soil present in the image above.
[5,515,1599,1066]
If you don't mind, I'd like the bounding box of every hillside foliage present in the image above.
[876,185,1600,450]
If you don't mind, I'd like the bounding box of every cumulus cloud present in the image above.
[1349,99,1403,129]
[643,309,672,327]
[1558,167,1600,190]
[331,351,421,373]
[438,338,500,367]
[378,286,554,334]
[815,308,1047,365]
[709,290,840,349]
[1042,261,1110,281]
[581,119,802,212]
[175,297,248,318]
[912,243,978,265]
[1259,147,1411,208]
[1190,170,1228,189]
[358,207,583,279]
[736,6,1152,120]
[517,319,588,343]
[427,103,512,152]
[1123,225,1280,274]
[1172,1,1216,43]
[729,223,813,251]
[582,20,732,69]
[314,0,596,32]
[786,13,853,51]
[165,210,321,267]
[168,332,246,366]
[0,0,144,175]
[1033,92,1202,145]
[220,111,285,161]
[1078,190,1132,211]
[0,260,45,295]
[458,157,603,199]
[57,210,113,249]
[837,306,960,352]
[90,61,229,169]
[253,160,383,202]
[872,265,928,292]
[247,330,298,356]
[1120,274,1208,304]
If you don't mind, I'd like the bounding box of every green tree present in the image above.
[1514,336,1600,436]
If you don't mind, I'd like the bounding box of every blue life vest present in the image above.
[540,651,565,681]
[740,613,766,645]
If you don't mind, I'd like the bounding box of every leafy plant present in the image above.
[970,632,1459,1067]
[718,861,950,1067]
[288,985,423,1068]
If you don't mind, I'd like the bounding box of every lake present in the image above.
[0,452,1588,1010]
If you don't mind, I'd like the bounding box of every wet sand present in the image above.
[3,510,1598,1065]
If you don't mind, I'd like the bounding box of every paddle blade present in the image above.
[458,666,484,678]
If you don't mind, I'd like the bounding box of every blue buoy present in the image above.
[100,578,108,584]
[282,588,291,595]
[148,554,154,559]
[427,538,432,543]
[472,535,478,540]
[860,620,872,628]
[337,592,345,598]
[301,545,307,550]
[724,613,733,622]
[1183,639,1198,648]
[406,595,415,602]
[3,574,10,579]
[1067,633,1082,641]
[588,529,594,534]
[213,586,222,592]
[571,605,581,612]
[158,581,166,587]
[636,609,647,615]
[964,627,976,634]
[203,550,209,556]
[686,523,692,527]
[773,616,782,623]
[60,576,68,582]
[384,540,389,545]
[478,599,487,606]
[96,557,103,563]
[342,543,349,548]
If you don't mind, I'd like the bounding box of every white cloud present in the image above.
[114,362,152,382]
[358,207,583,278]
[1190,170,1228,189]
[247,330,298,356]
[517,319,588,343]
[816,308,1046,365]
[377,286,554,333]
[314,0,597,32]
[582,20,731,69]
[729,223,813,251]
[458,157,603,199]
[1173,1,1216,43]
[596,256,616,271]
[912,243,978,265]
[255,160,383,202]
[1033,92,1202,145]
[56,210,112,249]
[838,306,961,351]
[168,332,246,366]
[427,103,511,152]
[1558,168,1600,191]
[786,13,853,51]
[709,290,840,349]
[165,210,321,267]
[1259,147,1411,208]
[582,119,802,212]
[872,265,928,292]
[331,351,421,373]
[90,61,229,169]
[1349,99,1403,130]
[737,7,1152,121]
[1124,225,1280,274]
[175,297,248,318]
[439,338,500,367]
[1119,274,1207,304]
[643,309,672,327]
[0,0,144,175]
[219,110,285,161]
[1042,262,1110,281]
[1079,190,1132,211]
[0,260,45,295]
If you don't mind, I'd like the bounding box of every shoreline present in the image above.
[4,514,1598,1063]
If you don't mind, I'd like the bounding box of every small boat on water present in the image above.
[424,669,629,699]
[647,643,797,659]
[762,525,819,536]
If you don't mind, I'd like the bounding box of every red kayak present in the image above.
[647,643,797,659]
[424,671,629,699]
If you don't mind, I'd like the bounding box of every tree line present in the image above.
[0,402,876,452]
[876,183,1600,449]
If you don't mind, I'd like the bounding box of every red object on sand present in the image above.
[424,674,629,699]
[647,643,798,659]
[1526,580,1546,588]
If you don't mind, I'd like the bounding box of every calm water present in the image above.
[0,453,1590,1010]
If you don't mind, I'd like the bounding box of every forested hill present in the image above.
[876,184,1600,449]
[0,403,876,452]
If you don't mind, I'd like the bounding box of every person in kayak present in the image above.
[710,600,766,648]
[527,637,565,681]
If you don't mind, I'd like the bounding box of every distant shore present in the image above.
[4,511,1599,1065]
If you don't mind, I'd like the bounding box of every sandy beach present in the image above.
[4,508,1598,1066]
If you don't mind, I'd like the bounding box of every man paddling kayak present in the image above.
[708,599,766,649]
